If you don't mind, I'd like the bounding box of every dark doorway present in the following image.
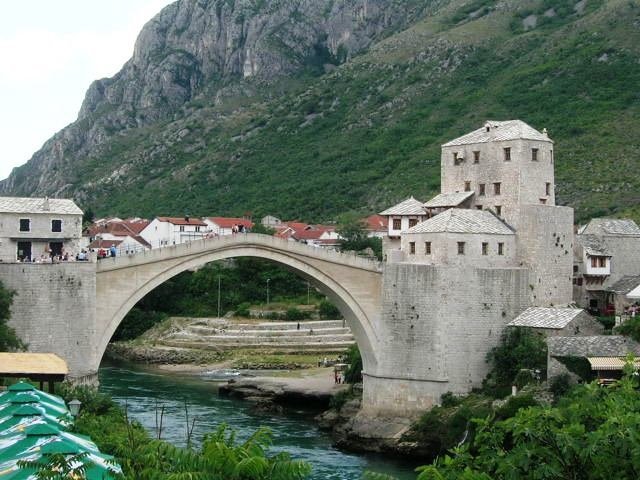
[49,242,63,257]
[17,241,32,261]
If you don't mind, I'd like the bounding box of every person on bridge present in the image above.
[110,245,117,257]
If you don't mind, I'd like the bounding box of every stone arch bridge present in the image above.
[2,233,531,417]
[96,234,383,384]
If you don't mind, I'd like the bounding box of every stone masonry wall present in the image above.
[363,263,530,415]
[0,263,97,381]
[517,205,574,307]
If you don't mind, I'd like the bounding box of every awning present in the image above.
[0,353,68,381]
[587,357,640,371]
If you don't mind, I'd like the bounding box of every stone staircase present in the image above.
[160,319,355,353]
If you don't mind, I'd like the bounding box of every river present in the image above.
[99,362,419,480]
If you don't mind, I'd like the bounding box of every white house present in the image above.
[140,217,208,247]
[204,217,254,236]
[0,196,83,262]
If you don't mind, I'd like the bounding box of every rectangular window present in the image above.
[598,257,606,268]
[577,278,583,286]
[479,183,486,196]
[493,182,501,195]
[498,242,504,255]
[409,242,416,254]
[408,218,418,228]
[482,242,488,255]
[476,205,483,210]
[452,152,459,165]
[540,198,547,205]
[195,226,201,232]
[51,219,62,232]
[532,148,538,161]
[19,219,30,232]
[425,241,431,255]
[179,225,185,232]
[546,182,551,196]
[591,257,598,268]
[550,150,554,164]
[504,147,511,161]
[473,151,480,163]
[457,242,465,255]
[464,181,471,192]
[392,218,401,230]
[495,205,502,216]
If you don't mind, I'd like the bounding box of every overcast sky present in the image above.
[0,0,175,180]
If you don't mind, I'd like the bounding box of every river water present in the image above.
[99,363,419,480]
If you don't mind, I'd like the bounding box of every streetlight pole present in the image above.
[307,281,310,305]
[266,278,271,307]
[217,275,221,318]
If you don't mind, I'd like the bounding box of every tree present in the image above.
[336,213,382,259]
[483,327,547,395]
[417,370,640,479]
[0,280,25,351]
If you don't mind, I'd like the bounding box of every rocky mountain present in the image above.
[3,0,640,223]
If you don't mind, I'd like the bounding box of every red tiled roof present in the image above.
[157,216,207,226]
[207,217,254,229]
[365,215,388,231]
[293,227,334,240]
[122,220,150,234]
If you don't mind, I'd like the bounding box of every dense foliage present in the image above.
[417,371,640,479]
[615,315,640,342]
[0,280,25,351]
[483,327,547,396]
[343,344,363,384]
[60,386,311,480]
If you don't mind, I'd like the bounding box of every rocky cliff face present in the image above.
[0,0,428,197]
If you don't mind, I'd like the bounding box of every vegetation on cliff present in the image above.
[3,0,640,225]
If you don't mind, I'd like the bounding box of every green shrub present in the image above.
[343,345,363,384]
[319,300,342,320]
[555,356,592,382]
[440,392,462,408]
[495,394,539,420]
[235,302,251,317]
[549,373,572,401]
[615,316,640,342]
[285,307,310,321]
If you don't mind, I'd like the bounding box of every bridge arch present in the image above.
[95,234,383,377]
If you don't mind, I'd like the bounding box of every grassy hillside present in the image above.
[39,0,640,223]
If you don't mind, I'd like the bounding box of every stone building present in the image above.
[0,197,83,262]
[372,120,574,405]
[573,218,640,314]
[140,216,208,247]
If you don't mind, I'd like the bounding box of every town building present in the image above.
[84,218,151,253]
[0,197,83,262]
[380,119,573,307]
[363,215,388,238]
[573,218,640,315]
[140,217,208,247]
[204,217,254,236]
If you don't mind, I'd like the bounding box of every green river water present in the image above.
[99,363,419,480]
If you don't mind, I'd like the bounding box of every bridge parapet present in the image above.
[97,233,382,273]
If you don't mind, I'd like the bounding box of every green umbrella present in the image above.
[0,394,71,419]
[0,423,101,460]
[0,385,66,409]
[0,438,121,479]
[0,406,70,434]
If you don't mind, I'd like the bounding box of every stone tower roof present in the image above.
[0,196,83,215]
[379,196,425,216]
[442,120,551,147]
[406,208,514,235]
[580,218,640,236]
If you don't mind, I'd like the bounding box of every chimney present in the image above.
[542,128,548,136]
[185,216,190,222]
[484,121,491,132]
[42,196,50,211]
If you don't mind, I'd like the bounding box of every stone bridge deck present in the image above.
[97,233,382,273]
